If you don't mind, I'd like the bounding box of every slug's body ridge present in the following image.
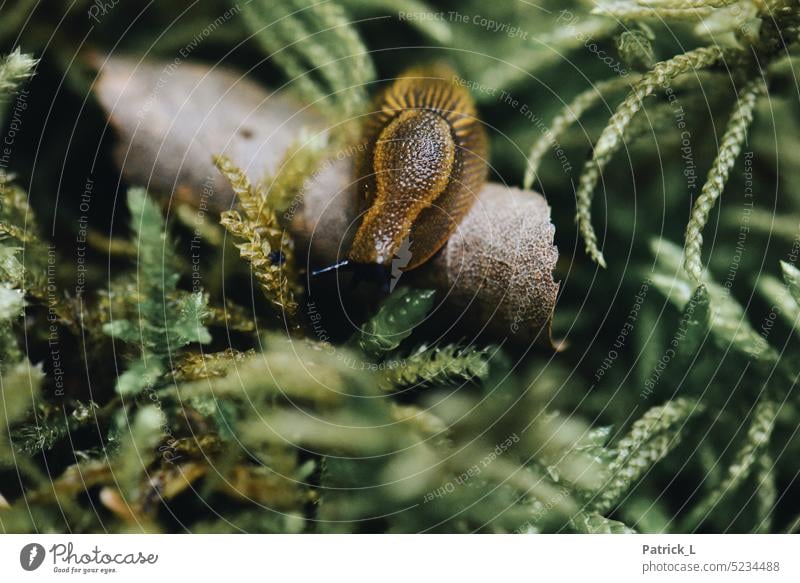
[349,65,488,270]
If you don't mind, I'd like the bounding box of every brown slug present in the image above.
[349,65,489,270]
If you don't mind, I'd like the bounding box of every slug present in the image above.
[349,65,489,270]
[96,57,560,346]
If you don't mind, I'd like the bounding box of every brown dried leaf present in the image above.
[425,185,559,345]
[299,158,560,346]
[99,487,138,523]
[92,55,323,212]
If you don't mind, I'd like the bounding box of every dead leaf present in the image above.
[99,487,138,522]
[92,54,323,212]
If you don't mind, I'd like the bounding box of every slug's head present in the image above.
[347,65,489,272]
[350,109,455,265]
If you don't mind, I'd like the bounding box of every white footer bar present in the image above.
[1,534,797,582]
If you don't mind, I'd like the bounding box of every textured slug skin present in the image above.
[349,65,488,270]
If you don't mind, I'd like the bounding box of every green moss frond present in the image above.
[339,0,452,43]
[258,133,328,215]
[575,46,728,267]
[0,176,77,336]
[358,288,436,357]
[241,0,375,125]
[215,155,301,318]
[753,450,777,533]
[593,1,719,20]
[113,405,165,504]
[684,398,778,530]
[0,48,36,123]
[0,282,25,366]
[0,360,44,462]
[212,155,265,226]
[12,400,98,455]
[172,348,255,382]
[683,77,766,281]
[591,398,703,515]
[651,239,777,362]
[615,28,655,71]
[756,273,800,336]
[103,189,211,397]
[381,344,492,389]
[780,260,800,305]
[571,511,637,533]
[523,75,640,190]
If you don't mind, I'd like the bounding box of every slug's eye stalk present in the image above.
[310,258,394,293]
[350,65,488,271]
[311,259,351,277]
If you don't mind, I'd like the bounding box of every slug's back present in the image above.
[349,65,488,270]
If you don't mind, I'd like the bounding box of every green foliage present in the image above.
[241,0,375,125]
[753,450,777,534]
[780,260,800,305]
[0,281,25,367]
[615,28,655,71]
[168,334,595,532]
[0,170,62,482]
[103,189,211,396]
[113,405,166,499]
[650,239,777,362]
[543,0,800,272]
[12,400,98,455]
[2,0,800,535]
[0,361,44,464]
[0,48,36,124]
[215,155,302,319]
[571,511,636,534]
[0,283,24,321]
[684,78,765,280]
[359,288,436,357]
[339,0,452,43]
[575,46,729,267]
[757,273,800,335]
[381,344,492,390]
[683,398,778,529]
[590,398,703,515]
[0,177,74,328]
[524,75,640,190]
[593,1,725,20]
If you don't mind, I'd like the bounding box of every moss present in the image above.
[1,0,800,534]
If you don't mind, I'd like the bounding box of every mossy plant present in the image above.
[1,0,799,534]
